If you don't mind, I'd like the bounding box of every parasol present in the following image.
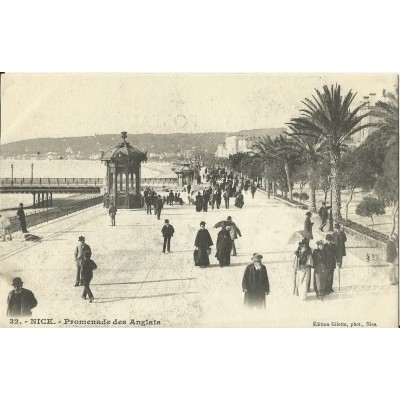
[287,230,313,245]
[213,220,235,229]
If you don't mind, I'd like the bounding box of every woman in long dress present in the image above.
[293,239,313,301]
[194,221,213,268]
[312,240,329,300]
[215,224,232,267]
[195,192,203,212]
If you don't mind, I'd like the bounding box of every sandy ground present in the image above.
[0,190,397,328]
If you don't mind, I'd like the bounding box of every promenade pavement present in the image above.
[0,190,397,327]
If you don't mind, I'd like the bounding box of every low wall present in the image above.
[9,195,103,233]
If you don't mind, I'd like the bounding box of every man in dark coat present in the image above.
[324,234,337,294]
[250,184,257,199]
[215,188,222,209]
[332,223,347,268]
[108,204,117,226]
[194,221,213,268]
[154,195,163,220]
[81,253,97,302]
[242,253,270,309]
[74,236,92,286]
[168,190,175,206]
[187,183,191,194]
[202,189,210,212]
[304,211,314,239]
[145,191,153,214]
[161,219,175,253]
[7,277,37,317]
[318,202,330,232]
[17,203,28,233]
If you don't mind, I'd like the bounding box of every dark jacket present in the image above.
[17,207,26,220]
[242,263,270,293]
[318,206,329,221]
[333,231,347,257]
[81,258,97,280]
[194,229,213,249]
[108,205,117,216]
[162,224,175,237]
[7,288,38,316]
[154,198,163,211]
[304,217,313,233]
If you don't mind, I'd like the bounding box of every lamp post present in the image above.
[31,163,34,182]
[11,164,14,185]
[328,175,334,231]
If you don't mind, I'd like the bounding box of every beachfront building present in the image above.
[215,144,226,158]
[101,132,147,209]
[215,135,255,158]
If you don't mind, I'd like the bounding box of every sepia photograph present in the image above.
[0,73,398,328]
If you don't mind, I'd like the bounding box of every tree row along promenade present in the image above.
[0,187,396,328]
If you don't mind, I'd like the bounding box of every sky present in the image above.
[1,73,397,144]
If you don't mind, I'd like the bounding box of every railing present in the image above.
[1,177,179,187]
[8,195,103,233]
[1,178,103,186]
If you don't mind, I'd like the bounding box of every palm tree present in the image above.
[369,87,399,234]
[287,84,372,219]
[249,135,299,200]
[370,87,399,147]
[286,127,326,211]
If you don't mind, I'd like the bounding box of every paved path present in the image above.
[0,191,397,327]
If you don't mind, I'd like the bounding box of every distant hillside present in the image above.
[0,128,284,160]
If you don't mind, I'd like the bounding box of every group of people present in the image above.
[143,188,165,220]
[74,235,97,302]
[293,222,347,301]
[194,216,242,268]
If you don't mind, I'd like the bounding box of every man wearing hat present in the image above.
[17,203,28,233]
[161,219,175,253]
[324,234,338,294]
[154,195,164,220]
[304,211,314,239]
[318,202,330,232]
[242,253,270,308]
[333,223,347,268]
[7,277,37,317]
[74,236,92,286]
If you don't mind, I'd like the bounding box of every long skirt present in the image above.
[217,251,230,267]
[195,204,202,212]
[244,291,266,308]
[294,267,311,300]
[314,269,328,297]
[196,248,210,267]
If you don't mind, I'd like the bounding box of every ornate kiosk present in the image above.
[101,132,147,209]
[174,162,195,187]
